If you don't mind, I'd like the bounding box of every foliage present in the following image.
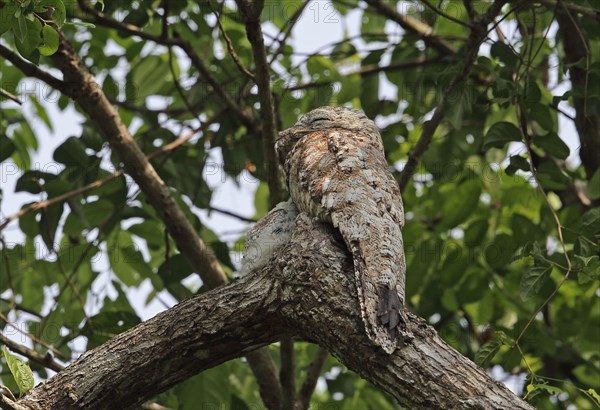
[0,0,598,408]
[2,346,33,397]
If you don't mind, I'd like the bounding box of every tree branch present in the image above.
[12,215,533,410]
[297,347,328,410]
[279,337,296,410]
[245,349,283,409]
[236,0,283,208]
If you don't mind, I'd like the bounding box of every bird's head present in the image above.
[275,106,381,165]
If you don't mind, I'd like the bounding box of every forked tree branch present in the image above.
[7,215,533,410]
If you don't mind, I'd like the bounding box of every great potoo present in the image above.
[275,106,406,354]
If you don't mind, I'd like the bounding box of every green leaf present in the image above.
[64,21,95,28]
[446,85,474,130]
[536,161,570,189]
[533,132,570,160]
[485,234,516,269]
[0,2,18,36]
[53,136,89,168]
[520,266,551,300]
[464,219,488,245]
[338,73,361,104]
[527,383,564,398]
[253,182,270,219]
[80,125,104,151]
[3,346,34,397]
[511,214,543,246]
[483,122,521,150]
[13,16,43,63]
[30,96,52,131]
[528,103,555,131]
[158,254,193,300]
[491,42,518,67]
[505,154,530,176]
[0,135,16,162]
[475,338,501,367]
[587,167,600,200]
[15,170,55,193]
[576,255,600,284]
[11,13,28,43]
[129,55,171,100]
[582,388,600,407]
[475,331,513,367]
[39,202,64,250]
[38,25,59,56]
[361,11,386,35]
[306,55,339,81]
[441,180,481,229]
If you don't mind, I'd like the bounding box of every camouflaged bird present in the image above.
[276,106,406,353]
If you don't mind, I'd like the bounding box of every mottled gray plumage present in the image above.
[240,199,298,277]
[276,106,406,353]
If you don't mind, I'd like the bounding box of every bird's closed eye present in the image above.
[310,118,330,127]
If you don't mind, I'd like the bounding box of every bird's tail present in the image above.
[350,241,402,354]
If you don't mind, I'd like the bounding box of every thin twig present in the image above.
[246,349,283,410]
[0,298,42,319]
[0,333,64,372]
[211,1,255,81]
[161,0,169,38]
[0,88,22,104]
[0,46,65,91]
[0,312,68,361]
[0,172,122,233]
[208,206,256,223]
[108,97,188,116]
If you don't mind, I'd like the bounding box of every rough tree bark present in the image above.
[2,216,533,410]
